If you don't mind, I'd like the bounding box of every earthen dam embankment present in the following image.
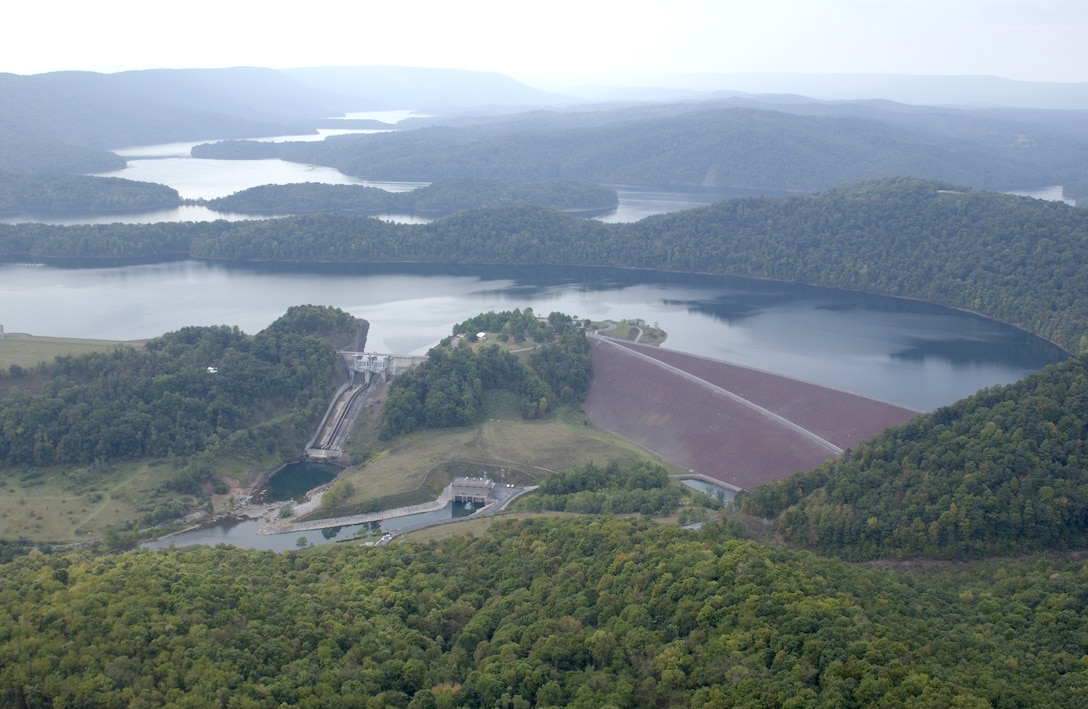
[583,336,919,490]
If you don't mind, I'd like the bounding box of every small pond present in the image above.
[262,461,341,502]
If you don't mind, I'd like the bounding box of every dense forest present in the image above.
[3,178,1087,352]
[379,311,592,439]
[4,516,1088,707]
[738,353,1088,560]
[513,461,692,516]
[205,178,618,216]
[0,173,179,215]
[0,305,365,479]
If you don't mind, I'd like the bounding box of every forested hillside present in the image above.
[0,173,179,215]
[0,67,559,174]
[4,517,1088,707]
[0,124,125,175]
[0,306,365,473]
[739,354,1088,560]
[380,310,592,438]
[515,461,689,516]
[205,178,618,216]
[0,68,329,171]
[4,178,1086,352]
[193,104,1088,194]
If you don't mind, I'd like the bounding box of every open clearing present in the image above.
[330,394,664,514]
[0,333,140,372]
[0,461,191,542]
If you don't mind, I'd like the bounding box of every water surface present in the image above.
[0,260,1065,411]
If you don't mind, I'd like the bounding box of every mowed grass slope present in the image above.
[0,333,141,373]
[326,391,669,515]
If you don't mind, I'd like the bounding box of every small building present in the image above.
[450,477,495,504]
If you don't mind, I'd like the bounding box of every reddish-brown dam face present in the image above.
[582,337,918,490]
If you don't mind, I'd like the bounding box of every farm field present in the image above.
[582,336,919,489]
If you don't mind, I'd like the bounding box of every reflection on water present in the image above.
[0,204,270,226]
[0,260,1067,411]
[263,462,341,502]
[597,184,789,224]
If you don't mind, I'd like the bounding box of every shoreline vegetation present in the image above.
[2,178,1085,353]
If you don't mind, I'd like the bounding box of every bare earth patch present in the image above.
[582,337,918,490]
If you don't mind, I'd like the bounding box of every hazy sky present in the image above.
[5,0,1086,84]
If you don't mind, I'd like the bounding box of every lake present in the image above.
[0,259,1066,412]
[0,119,774,225]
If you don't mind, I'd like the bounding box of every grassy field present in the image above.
[0,333,140,373]
[0,460,193,543]
[316,390,672,518]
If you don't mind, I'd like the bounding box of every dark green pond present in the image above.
[264,462,341,502]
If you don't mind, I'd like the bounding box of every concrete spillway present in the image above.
[306,382,372,459]
[305,352,426,460]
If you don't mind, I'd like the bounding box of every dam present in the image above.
[304,351,425,459]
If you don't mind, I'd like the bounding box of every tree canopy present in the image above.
[4,517,1088,707]
[0,173,179,215]
[0,306,365,469]
[740,353,1088,560]
[379,310,591,439]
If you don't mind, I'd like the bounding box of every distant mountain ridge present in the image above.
[0,66,562,173]
[556,72,1088,111]
[194,102,1088,196]
[3,66,1088,200]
